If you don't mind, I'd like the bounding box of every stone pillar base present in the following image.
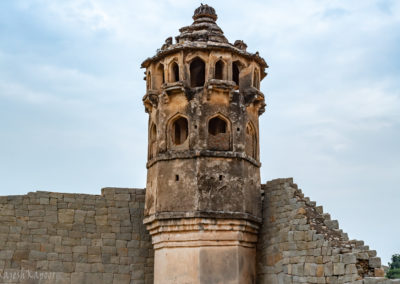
[144,217,259,284]
[155,245,256,284]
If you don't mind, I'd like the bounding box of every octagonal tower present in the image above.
[142,5,267,283]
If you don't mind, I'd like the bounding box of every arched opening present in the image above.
[245,122,257,159]
[253,69,260,89]
[155,63,164,89]
[232,61,240,86]
[208,117,226,135]
[208,115,230,151]
[214,60,224,80]
[170,62,179,82]
[172,117,188,145]
[147,71,152,90]
[190,57,205,87]
[149,123,157,159]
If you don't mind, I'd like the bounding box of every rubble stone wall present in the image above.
[256,178,399,284]
[0,188,153,284]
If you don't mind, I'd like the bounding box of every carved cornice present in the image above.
[142,43,268,79]
[146,149,261,168]
[143,217,260,249]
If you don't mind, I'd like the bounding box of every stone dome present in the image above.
[176,4,227,44]
[193,4,217,21]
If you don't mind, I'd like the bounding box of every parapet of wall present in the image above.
[256,178,399,284]
[0,188,153,284]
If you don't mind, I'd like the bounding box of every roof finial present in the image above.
[193,4,217,21]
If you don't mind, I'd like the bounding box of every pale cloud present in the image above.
[36,0,112,32]
[0,81,64,106]
[284,84,400,125]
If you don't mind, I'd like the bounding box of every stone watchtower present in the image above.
[141,4,267,283]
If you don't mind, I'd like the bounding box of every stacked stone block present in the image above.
[0,188,153,284]
[256,178,399,284]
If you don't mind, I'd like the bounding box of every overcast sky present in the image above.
[0,0,399,264]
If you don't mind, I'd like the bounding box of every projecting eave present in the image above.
[141,41,269,79]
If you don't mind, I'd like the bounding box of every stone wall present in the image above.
[1,178,398,284]
[0,188,153,284]
[256,178,399,284]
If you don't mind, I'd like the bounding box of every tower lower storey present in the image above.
[144,217,260,284]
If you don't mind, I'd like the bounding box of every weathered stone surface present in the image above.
[0,250,14,260]
[0,189,153,283]
[0,180,393,284]
[369,257,382,268]
[256,178,393,284]
[58,209,74,224]
[333,263,345,275]
[141,4,267,283]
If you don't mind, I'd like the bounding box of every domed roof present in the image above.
[176,4,227,44]
[193,4,217,21]
[141,4,268,73]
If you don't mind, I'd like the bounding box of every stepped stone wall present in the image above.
[256,178,399,284]
[0,188,153,284]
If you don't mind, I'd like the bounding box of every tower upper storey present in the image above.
[141,4,268,97]
[142,5,268,166]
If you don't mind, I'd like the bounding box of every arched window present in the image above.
[245,122,257,159]
[149,123,157,159]
[190,57,205,87]
[147,71,152,90]
[155,63,164,89]
[172,117,188,145]
[208,115,230,151]
[232,61,240,86]
[208,117,226,135]
[253,69,260,89]
[214,60,224,80]
[170,62,179,82]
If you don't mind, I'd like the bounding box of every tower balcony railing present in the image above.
[162,81,186,95]
[206,79,237,90]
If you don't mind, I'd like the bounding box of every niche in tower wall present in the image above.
[190,57,206,87]
[245,122,257,159]
[214,60,224,80]
[170,61,179,82]
[147,71,152,90]
[253,68,260,89]
[155,63,164,90]
[149,123,157,160]
[171,116,188,147]
[208,116,230,151]
[232,61,240,86]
